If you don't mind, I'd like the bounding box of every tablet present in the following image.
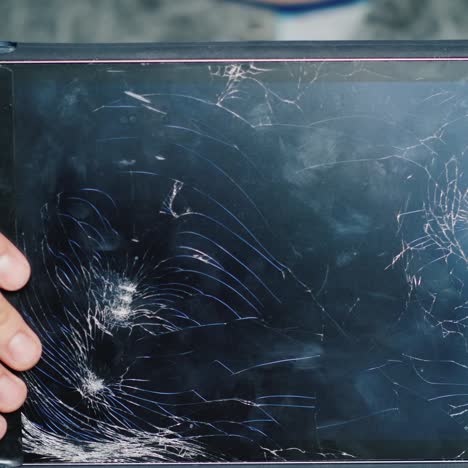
[0,41,467,466]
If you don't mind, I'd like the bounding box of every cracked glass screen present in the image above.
[5,60,468,463]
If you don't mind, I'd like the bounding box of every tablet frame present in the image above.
[1,40,468,467]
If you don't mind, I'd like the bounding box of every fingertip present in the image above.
[0,253,31,291]
[0,373,27,413]
[0,233,31,291]
[7,331,42,371]
[0,415,6,440]
[15,259,31,290]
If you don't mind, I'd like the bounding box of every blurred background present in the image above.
[0,0,468,43]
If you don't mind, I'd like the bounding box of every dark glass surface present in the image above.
[5,61,468,462]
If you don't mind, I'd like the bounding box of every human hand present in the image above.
[0,234,41,439]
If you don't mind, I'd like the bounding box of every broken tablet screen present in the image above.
[4,60,468,462]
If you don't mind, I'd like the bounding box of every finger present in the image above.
[0,233,30,291]
[0,364,27,413]
[0,294,41,371]
[0,415,6,439]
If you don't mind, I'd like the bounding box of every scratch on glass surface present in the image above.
[18,62,325,462]
[14,60,468,462]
